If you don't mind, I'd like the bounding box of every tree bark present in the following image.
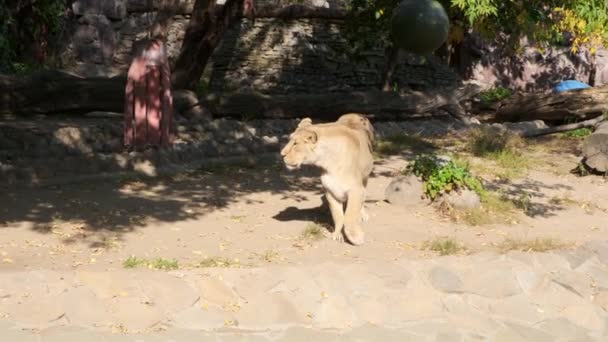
[583,120,608,172]
[381,45,401,92]
[171,0,247,90]
[496,85,608,123]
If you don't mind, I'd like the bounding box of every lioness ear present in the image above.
[305,131,318,143]
[298,118,312,128]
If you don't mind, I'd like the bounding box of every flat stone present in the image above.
[593,290,608,311]
[493,321,554,342]
[552,270,594,299]
[535,318,592,340]
[276,327,341,342]
[0,321,40,342]
[60,286,112,328]
[575,257,608,290]
[465,294,544,325]
[562,304,606,332]
[341,324,427,342]
[38,326,114,342]
[137,273,199,314]
[196,276,243,309]
[111,296,165,332]
[514,268,549,295]
[171,305,233,330]
[428,266,463,293]
[463,268,522,298]
[235,292,310,330]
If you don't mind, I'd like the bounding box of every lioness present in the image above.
[297,113,375,151]
[280,116,374,245]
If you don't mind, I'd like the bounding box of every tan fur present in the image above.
[280,117,374,245]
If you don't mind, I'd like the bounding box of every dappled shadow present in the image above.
[487,178,575,218]
[459,33,593,92]
[0,159,327,247]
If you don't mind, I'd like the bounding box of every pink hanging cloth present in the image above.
[124,39,174,149]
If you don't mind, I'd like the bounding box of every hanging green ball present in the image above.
[390,0,450,55]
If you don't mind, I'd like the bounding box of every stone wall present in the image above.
[0,115,468,188]
[54,0,607,94]
[56,0,461,93]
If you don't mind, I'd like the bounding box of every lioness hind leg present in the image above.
[343,189,365,246]
[325,192,345,242]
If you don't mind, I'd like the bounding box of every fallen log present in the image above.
[0,70,126,115]
[496,85,608,122]
[1,70,480,120]
[521,116,605,137]
[583,120,608,173]
[201,84,481,121]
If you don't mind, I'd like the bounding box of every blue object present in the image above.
[553,80,591,93]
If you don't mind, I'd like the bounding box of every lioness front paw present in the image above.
[360,207,369,223]
[330,230,344,243]
[344,224,365,246]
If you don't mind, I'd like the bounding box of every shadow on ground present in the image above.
[0,160,326,245]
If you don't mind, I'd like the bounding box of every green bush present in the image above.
[406,154,484,200]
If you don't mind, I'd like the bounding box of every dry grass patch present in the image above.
[467,127,531,179]
[422,238,467,256]
[300,223,326,241]
[375,134,437,156]
[443,191,519,226]
[498,238,570,253]
[123,256,179,270]
[198,256,242,268]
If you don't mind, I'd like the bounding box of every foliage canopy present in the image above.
[345,0,608,56]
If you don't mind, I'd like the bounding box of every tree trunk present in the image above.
[496,85,608,123]
[171,0,246,90]
[583,120,608,173]
[381,45,400,92]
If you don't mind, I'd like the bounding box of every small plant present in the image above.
[122,256,179,270]
[479,87,512,104]
[150,258,179,270]
[561,127,593,138]
[422,238,466,256]
[406,155,484,201]
[513,192,533,214]
[300,223,325,241]
[123,256,147,269]
[261,249,280,263]
[198,257,241,268]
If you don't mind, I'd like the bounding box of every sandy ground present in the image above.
[2,134,607,272]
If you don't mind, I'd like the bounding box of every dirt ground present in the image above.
[1,133,607,272]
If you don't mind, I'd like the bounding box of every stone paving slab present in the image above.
[1,243,608,341]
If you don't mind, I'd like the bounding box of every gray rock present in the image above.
[384,174,425,206]
[442,189,481,211]
[428,266,463,293]
[73,15,116,64]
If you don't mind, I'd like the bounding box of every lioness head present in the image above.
[280,128,318,170]
[336,113,375,144]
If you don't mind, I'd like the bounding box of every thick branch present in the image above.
[521,116,606,137]
[496,85,608,122]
